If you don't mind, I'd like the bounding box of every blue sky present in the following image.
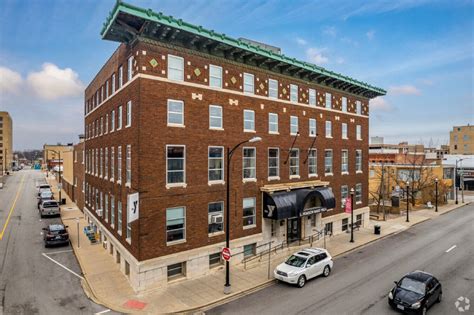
[0,0,472,150]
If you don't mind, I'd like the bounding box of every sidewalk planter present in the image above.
[374,225,381,235]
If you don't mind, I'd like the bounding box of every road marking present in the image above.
[95,309,111,314]
[446,245,457,253]
[0,173,26,240]
[46,249,73,255]
[41,253,84,279]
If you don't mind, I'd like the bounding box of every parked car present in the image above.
[43,224,69,247]
[37,190,54,208]
[388,271,442,314]
[38,199,60,218]
[37,186,52,197]
[274,248,333,288]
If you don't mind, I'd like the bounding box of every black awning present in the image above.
[263,187,336,220]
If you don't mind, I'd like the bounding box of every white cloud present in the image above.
[389,85,421,95]
[27,63,84,100]
[306,47,329,65]
[366,30,375,40]
[323,26,337,37]
[336,57,345,64]
[370,97,393,111]
[296,37,307,46]
[0,66,23,94]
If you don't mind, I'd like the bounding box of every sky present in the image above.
[0,0,473,150]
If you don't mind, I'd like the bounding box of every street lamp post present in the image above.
[224,136,261,294]
[350,188,354,243]
[435,178,438,212]
[406,181,410,222]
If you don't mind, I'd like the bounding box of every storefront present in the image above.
[262,182,336,244]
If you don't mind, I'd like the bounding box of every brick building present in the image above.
[83,2,385,291]
[450,125,474,154]
[0,111,13,175]
[73,136,85,211]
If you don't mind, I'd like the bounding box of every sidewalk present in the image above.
[47,174,469,314]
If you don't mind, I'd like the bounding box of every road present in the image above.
[209,203,474,315]
[0,169,114,314]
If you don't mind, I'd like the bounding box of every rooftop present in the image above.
[101,1,386,99]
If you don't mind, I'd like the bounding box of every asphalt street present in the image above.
[208,203,474,315]
[0,170,115,314]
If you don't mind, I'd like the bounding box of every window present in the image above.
[324,222,333,235]
[208,201,224,233]
[126,145,131,185]
[243,243,256,257]
[342,97,347,112]
[117,146,122,182]
[110,195,115,227]
[356,213,363,226]
[209,65,222,88]
[325,121,332,138]
[309,89,316,106]
[167,99,184,126]
[324,150,333,174]
[243,198,256,227]
[325,93,332,109]
[126,101,132,127]
[289,149,299,176]
[117,200,122,234]
[356,125,362,140]
[356,101,362,115]
[104,194,109,222]
[126,201,131,241]
[268,79,278,99]
[309,119,316,137]
[106,80,109,99]
[209,105,223,129]
[118,66,123,88]
[208,146,224,182]
[355,150,362,172]
[243,73,254,94]
[268,113,278,133]
[111,73,116,93]
[105,147,108,178]
[105,114,109,134]
[355,184,362,203]
[268,148,279,178]
[110,147,115,180]
[168,54,184,81]
[341,185,348,208]
[127,56,133,81]
[111,110,115,132]
[342,218,349,231]
[100,148,103,177]
[167,262,186,280]
[101,86,104,103]
[117,105,123,130]
[341,150,349,173]
[209,252,222,268]
[166,206,185,242]
[290,116,298,135]
[342,123,348,139]
[243,110,255,132]
[290,84,298,103]
[167,145,185,184]
[243,147,256,179]
[95,149,98,175]
[308,149,317,176]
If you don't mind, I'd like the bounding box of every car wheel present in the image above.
[297,275,306,288]
[437,292,442,303]
[323,265,331,277]
[421,306,427,315]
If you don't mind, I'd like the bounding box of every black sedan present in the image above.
[388,271,442,314]
[43,224,69,247]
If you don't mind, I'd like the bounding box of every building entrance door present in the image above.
[287,217,301,244]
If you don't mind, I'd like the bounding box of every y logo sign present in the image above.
[127,193,140,223]
[266,205,276,218]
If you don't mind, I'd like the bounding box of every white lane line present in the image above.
[41,253,84,279]
[446,245,457,253]
[46,249,73,255]
[95,309,111,315]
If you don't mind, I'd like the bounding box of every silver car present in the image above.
[39,200,60,218]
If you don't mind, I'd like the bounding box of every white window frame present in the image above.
[289,149,300,178]
[166,145,186,186]
[118,66,123,88]
[126,101,132,127]
[110,195,115,228]
[355,183,362,204]
[290,116,299,135]
[309,118,316,137]
[242,197,256,228]
[166,206,186,243]
[341,150,349,174]
[268,148,280,179]
[309,89,316,106]
[356,149,363,173]
[111,110,115,132]
[342,97,347,112]
[342,123,348,139]
[110,147,115,181]
[168,54,184,81]
[104,147,108,179]
[290,84,298,103]
[209,65,222,88]
[117,146,122,184]
[208,146,224,183]
[341,185,348,208]
[209,105,223,130]
[268,113,278,134]
[243,109,255,132]
[325,121,332,138]
[243,73,254,94]
[111,73,116,93]
[167,99,184,127]
[106,80,109,99]
[356,125,362,140]
[308,149,317,177]
[208,201,224,234]
[324,149,333,175]
[242,147,256,180]
[325,92,332,109]
[126,145,131,186]
[127,56,133,81]
[268,79,278,99]
[117,105,123,130]
[356,101,362,115]
[105,114,109,134]
[117,200,122,235]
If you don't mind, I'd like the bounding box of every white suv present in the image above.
[274,248,333,288]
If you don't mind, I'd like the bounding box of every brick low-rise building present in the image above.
[83,1,385,291]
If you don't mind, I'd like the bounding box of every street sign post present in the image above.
[222,247,231,261]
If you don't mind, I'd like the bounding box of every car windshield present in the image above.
[50,225,66,233]
[43,202,58,208]
[399,277,426,295]
[285,255,307,267]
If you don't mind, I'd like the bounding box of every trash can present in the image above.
[61,198,67,205]
[374,225,381,235]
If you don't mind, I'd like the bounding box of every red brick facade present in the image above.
[73,140,85,211]
[84,40,370,262]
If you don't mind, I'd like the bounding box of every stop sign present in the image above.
[221,247,231,261]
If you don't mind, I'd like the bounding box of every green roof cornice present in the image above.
[101,1,386,97]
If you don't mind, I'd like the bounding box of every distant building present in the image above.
[442,154,474,191]
[60,135,85,211]
[450,125,474,155]
[0,111,13,174]
[43,144,73,170]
